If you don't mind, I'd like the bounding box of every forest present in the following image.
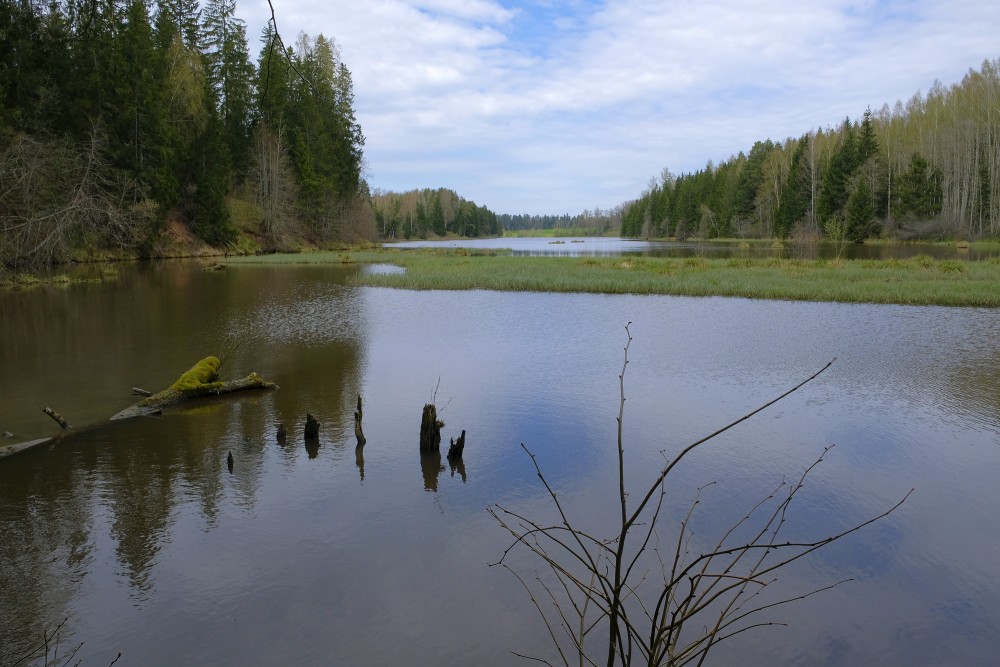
[369,187,501,240]
[0,0,370,267]
[368,189,626,240]
[3,0,998,270]
[621,58,1000,243]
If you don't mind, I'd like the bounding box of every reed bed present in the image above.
[226,249,1000,307]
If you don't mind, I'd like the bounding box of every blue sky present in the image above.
[235,0,1000,215]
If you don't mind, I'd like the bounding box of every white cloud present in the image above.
[236,0,1000,214]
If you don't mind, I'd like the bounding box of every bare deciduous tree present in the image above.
[247,123,297,248]
[1,131,155,268]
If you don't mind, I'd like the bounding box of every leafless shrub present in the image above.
[490,324,910,666]
[0,131,155,268]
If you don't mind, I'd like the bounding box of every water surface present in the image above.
[387,236,1000,260]
[1,260,998,666]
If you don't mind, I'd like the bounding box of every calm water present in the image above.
[387,236,1000,260]
[1,260,999,666]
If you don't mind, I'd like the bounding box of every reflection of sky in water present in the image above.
[387,237,1000,260]
[1,263,999,666]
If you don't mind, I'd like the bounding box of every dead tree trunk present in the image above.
[419,404,443,452]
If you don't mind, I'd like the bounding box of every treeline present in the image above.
[370,188,500,239]
[622,58,1000,242]
[498,207,622,235]
[1,0,370,267]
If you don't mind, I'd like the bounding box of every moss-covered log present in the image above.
[110,357,277,420]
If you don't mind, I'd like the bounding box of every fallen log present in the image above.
[110,356,278,421]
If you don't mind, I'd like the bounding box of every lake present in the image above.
[1,258,998,666]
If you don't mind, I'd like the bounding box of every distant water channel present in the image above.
[387,236,1000,260]
[1,259,999,666]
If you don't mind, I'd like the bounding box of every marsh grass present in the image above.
[225,249,1000,307]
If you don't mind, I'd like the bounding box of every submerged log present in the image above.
[419,404,443,452]
[354,394,367,446]
[131,387,152,397]
[43,407,71,430]
[110,357,278,420]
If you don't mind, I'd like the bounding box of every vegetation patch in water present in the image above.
[225,249,1000,307]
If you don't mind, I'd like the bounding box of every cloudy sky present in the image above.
[234,0,1000,215]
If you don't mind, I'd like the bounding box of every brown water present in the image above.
[1,260,999,666]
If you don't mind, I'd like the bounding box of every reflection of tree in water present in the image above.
[0,262,370,654]
[421,450,470,491]
[420,451,443,491]
[106,453,174,598]
[948,354,1000,425]
[448,456,467,482]
[0,444,97,666]
[355,445,365,481]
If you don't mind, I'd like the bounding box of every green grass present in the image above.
[0,266,121,291]
[225,249,1000,307]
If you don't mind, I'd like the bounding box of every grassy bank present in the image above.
[0,265,121,290]
[226,249,1000,307]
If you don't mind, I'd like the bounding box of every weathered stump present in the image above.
[354,394,367,446]
[447,429,466,460]
[304,413,320,439]
[227,451,234,473]
[276,422,287,443]
[419,404,443,452]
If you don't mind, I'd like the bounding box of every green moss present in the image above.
[170,356,222,392]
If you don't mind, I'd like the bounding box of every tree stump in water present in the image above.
[419,404,443,452]
[354,394,366,446]
[276,422,287,443]
[304,413,320,439]
[447,430,466,460]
